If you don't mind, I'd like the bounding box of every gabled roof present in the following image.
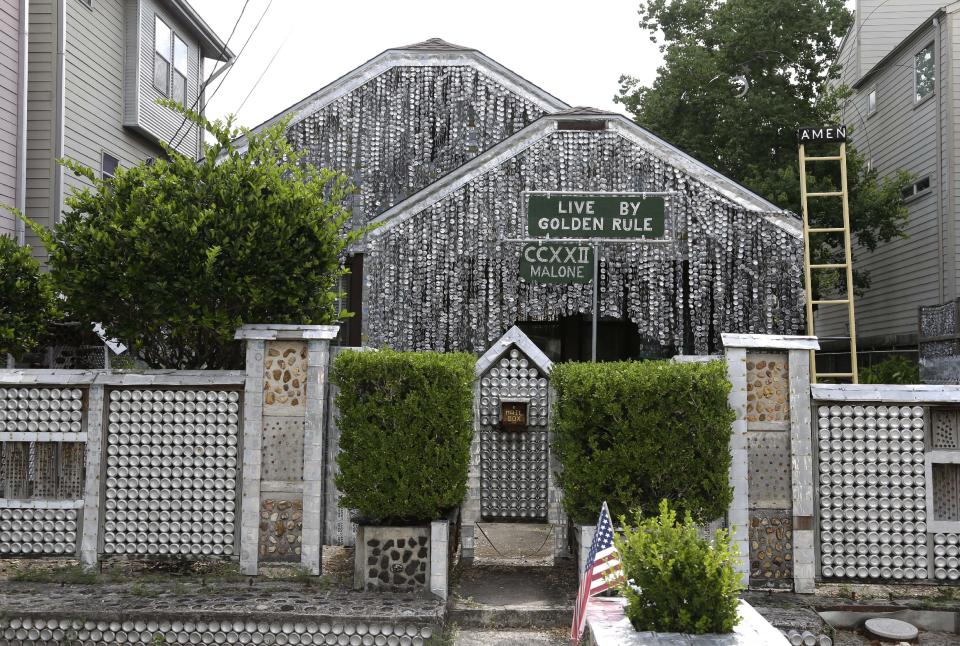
[475,326,553,376]
[367,108,802,238]
[233,38,569,151]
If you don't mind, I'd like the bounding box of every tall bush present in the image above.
[860,355,919,385]
[552,360,734,524]
[0,237,58,359]
[615,500,743,634]
[19,102,360,369]
[333,349,474,525]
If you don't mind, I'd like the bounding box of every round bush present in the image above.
[615,500,743,634]
[332,349,474,525]
[0,237,57,359]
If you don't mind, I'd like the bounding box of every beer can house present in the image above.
[238,39,805,359]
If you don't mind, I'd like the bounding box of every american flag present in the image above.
[570,501,625,643]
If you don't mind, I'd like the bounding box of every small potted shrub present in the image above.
[332,349,473,595]
[614,500,742,635]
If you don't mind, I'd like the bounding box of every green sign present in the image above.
[519,243,594,284]
[527,194,667,239]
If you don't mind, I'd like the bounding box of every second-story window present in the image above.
[867,89,877,116]
[102,152,119,180]
[915,43,935,103]
[173,35,189,105]
[154,17,172,95]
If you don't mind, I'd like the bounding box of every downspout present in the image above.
[14,0,28,245]
[52,0,65,226]
[936,15,945,303]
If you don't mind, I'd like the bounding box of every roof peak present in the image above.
[552,106,622,117]
[396,38,476,52]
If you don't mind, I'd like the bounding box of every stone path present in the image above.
[453,628,569,645]
[0,580,444,625]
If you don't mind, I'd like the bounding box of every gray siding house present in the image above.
[5,0,231,259]
[824,1,960,361]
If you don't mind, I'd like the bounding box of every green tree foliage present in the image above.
[617,0,911,294]
[332,350,474,525]
[21,102,359,369]
[552,360,734,524]
[615,500,743,634]
[0,237,58,359]
[860,355,920,385]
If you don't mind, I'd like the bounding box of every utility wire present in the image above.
[234,26,292,115]
[168,0,250,151]
[173,0,275,150]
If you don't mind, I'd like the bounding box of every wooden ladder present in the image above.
[799,141,858,384]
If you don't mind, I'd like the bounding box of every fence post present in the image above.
[79,383,104,569]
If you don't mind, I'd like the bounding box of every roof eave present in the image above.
[165,0,235,62]
[853,8,945,90]
[366,112,802,239]
[231,45,569,152]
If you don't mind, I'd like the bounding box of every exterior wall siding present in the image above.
[134,0,202,158]
[62,0,163,204]
[856,0,943,78]
[822,19,945,347]
[24,0,55,262]
[0,0,18,238]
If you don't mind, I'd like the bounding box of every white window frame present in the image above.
[101,152,120,180]
[866,88,877,116]
[153,16,172,96]
[914,42,935,104]
[901,176,932,202]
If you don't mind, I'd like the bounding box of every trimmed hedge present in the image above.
[332,349,474,525]
[615,500,743,634]
[553,360,735,524]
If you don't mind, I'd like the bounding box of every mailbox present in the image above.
[499,399,529,429]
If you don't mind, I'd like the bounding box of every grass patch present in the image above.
[8,564,100,584]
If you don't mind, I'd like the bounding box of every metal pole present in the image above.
[591,243,599,362]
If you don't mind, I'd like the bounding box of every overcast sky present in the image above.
[188,0,664,130]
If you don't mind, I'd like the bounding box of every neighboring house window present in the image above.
[867,89,877,116]
[102,153,119,180]
[173,35,189,106]
[901,176,931,200]
[78,0,93,8]
[154,17,171,95]
[915,43,935,103]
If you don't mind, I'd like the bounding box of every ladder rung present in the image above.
[807,191,844,197]
[812,299,850,305]
[808,227,845,233]
[810,263,847,269]
[806,155,843,161]
[817,372,855,378]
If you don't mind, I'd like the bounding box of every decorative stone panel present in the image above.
[745,354,789,428]
[0,506,79,556]
[0,387,85,433]
[356,526,429,593]
[932,409,960,449]
[932,463,960,522]
[0,617,437,645]
[258,499,302,561]
[263,342,307,415]
[816,403,928,580]
[749,510,793,588]
[260,417,305,481]
[748,432,792,509]
[932,533,960,581]
[477,347,549,520]
[101,388,241,557]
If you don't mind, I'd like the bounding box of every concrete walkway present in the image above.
[454,628,569,645]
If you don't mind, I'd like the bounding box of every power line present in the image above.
[168,0,251,152]
[234,27,292,115]
[173,0,275,150]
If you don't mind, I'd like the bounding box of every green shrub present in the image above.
[615,500,743,634]
[0,237,58,359]
[333,349,474,525]
[860,355,919,385]
[19,102,360,369]
[552,360,734,524]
